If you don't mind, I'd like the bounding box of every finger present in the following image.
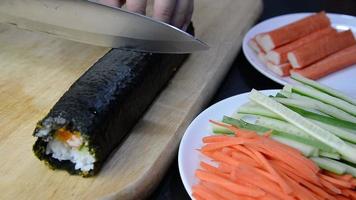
[171,0,191,29]
[153,0,177,23]
[182,0,193,31]
[126,0,148,14]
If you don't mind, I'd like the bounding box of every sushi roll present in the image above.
[33,26,193,177]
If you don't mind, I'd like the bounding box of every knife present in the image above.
[0,0,208,53]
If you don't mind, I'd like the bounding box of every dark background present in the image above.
[149,0,356,199]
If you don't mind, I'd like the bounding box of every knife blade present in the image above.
[0,0,209,53]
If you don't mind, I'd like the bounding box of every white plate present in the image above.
[178,89,278,199]
[242,13,356,98]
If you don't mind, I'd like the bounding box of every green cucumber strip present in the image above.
[271,135,317,157]
[319,151,341,160]
[254,116,312,138]
[271,131,335,153]
[222,116,270,133]
[310,157,347,175]
[278,90,292,98]
[276,93,287,98]
[291,74,356,106]
[273,97,329,116]
[283,85,293,93]
[223,116,328,155]
[249,89,356,163]
[288,92,356,123]
[340,162,356,177]
[211,122,234,135]
[237,104,283,120]
[290,84,356,116]
[312,120,356,143]
[288,106,356,131]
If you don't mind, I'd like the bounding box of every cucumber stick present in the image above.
[310,157,347,175]
[254,116,312,138]
[291,74,356,106]
[271,135,318,157]
[273,97,329,116]
[211,123,234,135]
[237,105,282,120]
[287,92,356,123]
[288,106,356,130]
[312,120,356,143]
[222,116,270,133]
[249,89,356,163]
[319,151,341,160]
[289,84,356,116]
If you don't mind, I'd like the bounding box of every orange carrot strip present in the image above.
[246,146,293,194]
[221,147,234,156]
[336,195,351,200]
[323,171,353,182]
[342,189,356,199]
[201,139,246,152]
[192,192,205,200]
[273,163,335,200]
[231,166,295,200]
[195,170,265,197]
[291,45,356,80]
[320,174,353,189]
[231,152,260,168]
[265,27,337,64]
[200,162,230,179]
[288,30,356,68]
[201,181,254,200]
[320,177,343,195]
[256,11,330,52]
[271,159,321,186]
[202,135,235,143]
[192,185,222,200]
[282,173,319,200]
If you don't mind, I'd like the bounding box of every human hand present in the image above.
[96,0,193,30]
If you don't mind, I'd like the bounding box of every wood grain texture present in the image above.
[0,0,262,199]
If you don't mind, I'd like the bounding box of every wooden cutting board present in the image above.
[0,0,262,199]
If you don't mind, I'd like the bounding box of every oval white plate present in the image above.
[178,89,278,199]
[242,13,356,98]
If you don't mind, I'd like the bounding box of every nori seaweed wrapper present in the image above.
[33,25,194,177]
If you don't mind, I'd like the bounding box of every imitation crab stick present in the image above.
[265,27,337,65]
[248,37,265,53]
[291,45,356,79]
[256,12,330,52]
[266,62,292,76]
[287,30,356,68]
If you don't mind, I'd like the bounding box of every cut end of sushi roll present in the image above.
[33,116,96,176]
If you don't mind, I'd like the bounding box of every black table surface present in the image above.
[149,0,356,199]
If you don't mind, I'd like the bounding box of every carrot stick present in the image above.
[323,171,353,182]
[320,178,343,194]
[202,135,235,143]
[192,192,205,200]
[231,166,295,200]
[192,184,223,200]
[256,11,331,52]
[320,174,353,189]
[288,30,356,68]
[200,162,230,179]
[201,181,254,200]
[201,139,246,152]
[282,173,319,200]
[195,169,266,197]
[342,189,356,199]
[291,45,356,79]
[274,163,335,200]
[265,27,337,64]
[246,146,293,194]
[221,147,234,156]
